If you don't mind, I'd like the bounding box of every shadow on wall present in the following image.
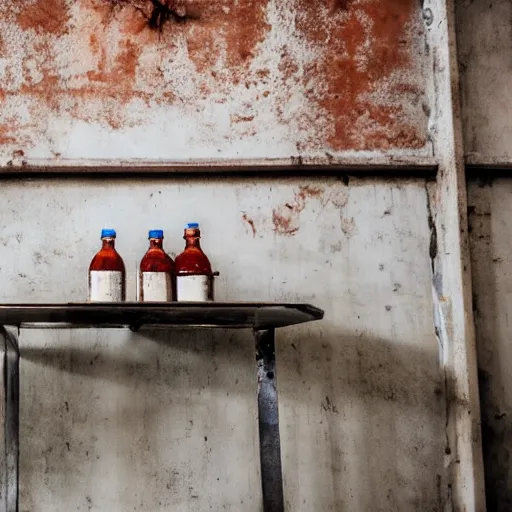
[19,324,446,511]
[468,177,512,512]
[277,325,446,511]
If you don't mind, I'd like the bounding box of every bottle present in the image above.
[88,228,126,302]
[175,223,213,301]
[139,230,175,302]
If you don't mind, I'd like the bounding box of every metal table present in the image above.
[0,302,324,512]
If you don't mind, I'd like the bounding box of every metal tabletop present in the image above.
[0,302,324,330]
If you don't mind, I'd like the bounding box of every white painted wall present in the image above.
[0,177,446,511]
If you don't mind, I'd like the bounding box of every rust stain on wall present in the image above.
[0,0,428,158]
[242,213,257,238]
[182,0,270,72]
[0,126,17,146]
[272,185,325,236]
[293,0,425,150]
[271,184,356,236]
[17,0,71,35]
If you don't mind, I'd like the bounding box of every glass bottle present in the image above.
[139,230,175,302]
[88,228,126,302]
[175,223,213,301]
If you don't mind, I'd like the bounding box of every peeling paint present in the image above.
[0,0,429,162]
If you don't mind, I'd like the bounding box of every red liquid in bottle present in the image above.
[88,229,126,302]
[139,230,175,301]
[175,223,213,301]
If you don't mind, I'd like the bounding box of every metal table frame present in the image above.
[0,303,323,512]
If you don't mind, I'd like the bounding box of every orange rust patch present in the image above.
[0,125,18,146]
[89,33,99,54]
[17,0,71,35]
[294,0,425,151]
[93,0,270,73]
[87,38,140,87]
[118,4,153,37]
[182,0,270,72]
[20,74,60,111]
[115,40,139,81]
[51,0,269,126]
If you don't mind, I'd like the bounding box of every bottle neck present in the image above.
[184,228,201,249]
[185,236,201,249]
[101,237,116,250]
[149,238,163,249]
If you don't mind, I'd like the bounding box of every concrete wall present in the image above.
[0,177,446,511]
[459,0,512,509]
[458,0,512,165]
[468,179,512,511]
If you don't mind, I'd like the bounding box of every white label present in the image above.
[141,272,172,302]
[89,271,124,302]
[177,275,209,301]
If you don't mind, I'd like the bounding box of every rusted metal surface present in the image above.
[0,0,430,165]
[255,329,283,512]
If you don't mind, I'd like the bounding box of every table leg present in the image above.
[255,329,284,512]
[0,326,19,512]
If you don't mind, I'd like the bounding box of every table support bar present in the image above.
[0,326,19,512]
[255,329,284,512]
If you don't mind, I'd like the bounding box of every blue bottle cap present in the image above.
[148,229,164,239]
[101,228,116,238]
[185,222,199,229]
